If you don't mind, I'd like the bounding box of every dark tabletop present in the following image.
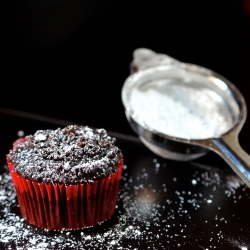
[1,108,250,250]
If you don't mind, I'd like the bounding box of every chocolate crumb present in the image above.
[7,125,122,184]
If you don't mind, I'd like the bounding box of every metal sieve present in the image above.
[121,48,250,188]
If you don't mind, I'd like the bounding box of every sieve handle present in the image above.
[210,134,250,188]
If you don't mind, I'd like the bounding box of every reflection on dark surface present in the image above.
[1,110,250,249]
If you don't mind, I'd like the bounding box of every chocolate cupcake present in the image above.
[6,125,123,230]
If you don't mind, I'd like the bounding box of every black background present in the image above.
[1,0,250,146]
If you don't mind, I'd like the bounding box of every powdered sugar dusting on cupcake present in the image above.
[7,125,122,184]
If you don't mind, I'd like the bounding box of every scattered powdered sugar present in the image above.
[17,130,25,137]
[226,175,244,190]
[128,81,232,140]
[1,156,250,249]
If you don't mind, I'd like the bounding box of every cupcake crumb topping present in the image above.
[8,125,122,184]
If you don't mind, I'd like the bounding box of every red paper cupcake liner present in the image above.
[7,156,123,230]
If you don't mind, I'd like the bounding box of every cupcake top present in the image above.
[7,125,122,184]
